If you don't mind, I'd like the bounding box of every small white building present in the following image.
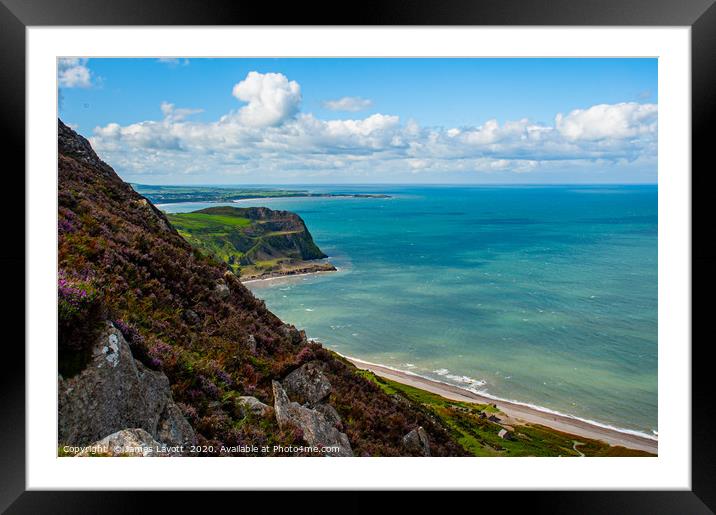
[498,429,509,439]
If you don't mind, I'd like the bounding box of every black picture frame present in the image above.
[2,0,714,511]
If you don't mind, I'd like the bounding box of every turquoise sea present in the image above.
[160,185,658,437]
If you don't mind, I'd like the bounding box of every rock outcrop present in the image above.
[237,396,273,417]
[76,428,171,457]
[58,322,196,452]
[214,279,230,299]
[403,426,431,456]
[314,403,342,429]
[58,118,114,176]
[272,381,352,457]
[282,361,332,406]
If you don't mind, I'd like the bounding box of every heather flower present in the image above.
[198,375,220,399]
[58,219,75,234]
[112,318,145,347]
[58,269,97,320]
[177,402,198,423]
[296,345,313,364]
[216,369,233,387]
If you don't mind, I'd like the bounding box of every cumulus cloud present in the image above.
[231,71,302,127]
[88,71,657,180]
[555,102,657,141]
[58,58,92,88]
[323,96,373,112]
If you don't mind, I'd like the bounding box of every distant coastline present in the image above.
[159,193,390,205]
[132,183,390,205]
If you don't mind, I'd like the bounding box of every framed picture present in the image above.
[3,0,714,511]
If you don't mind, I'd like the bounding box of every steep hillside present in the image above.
[166,206,336,280]
[57,119,467,456]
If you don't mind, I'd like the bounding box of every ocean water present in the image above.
[160,185,658,436]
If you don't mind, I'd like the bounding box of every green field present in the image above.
[167,212,252,231]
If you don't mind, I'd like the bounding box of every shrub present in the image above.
[58,269,104,377]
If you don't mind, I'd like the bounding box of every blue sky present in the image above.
[59,58,658,185]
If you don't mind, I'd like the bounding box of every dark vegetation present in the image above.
[57,119,465,456]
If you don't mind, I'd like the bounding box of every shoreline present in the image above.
[344,355,658,454]
[154,193,390,206]
[242,266,339,285]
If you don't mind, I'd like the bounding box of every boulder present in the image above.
[237,396,273,417]
[282,361,331,406]
[76,428,171,457]
[279,324,306,345]
[157,402,197,448]
[272,381,352,457]
[58,322,197,451]
[314,403,342,429]
[246,334,257,354]
[403,426,431,456]
[215,280,230,299]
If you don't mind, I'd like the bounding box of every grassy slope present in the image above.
[166,207,326,278]
[354,369,654,457]
[167,212,252,272]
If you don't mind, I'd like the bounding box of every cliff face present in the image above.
[57,119,467,456]
[166,206,331,279]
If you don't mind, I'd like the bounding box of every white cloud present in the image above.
[58,58,92,88]
[231,71,302,127]
[87,72,657,181]
[160,102,204,122]
[555,102,657,141]
[323,96,373,112]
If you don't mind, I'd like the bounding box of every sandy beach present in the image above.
[346,356,658,454]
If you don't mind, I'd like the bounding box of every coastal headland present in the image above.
[166,206,337,281]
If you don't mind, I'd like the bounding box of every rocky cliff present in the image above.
[166,206,336,280]
[57,119,467,457]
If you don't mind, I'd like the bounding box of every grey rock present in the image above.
[281,325,307,345]
[272,381,352,457]
[314,403,342,428]
[237,396,273,417]
[246,334,257,354]
[183,309,200,325]
[403,426,431,456]
[76,428,170,457]
[59,119,113,176]
[58,322,196,452]
[215,280,230,298]
[157,402,197,448]
[282,361,332,406]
